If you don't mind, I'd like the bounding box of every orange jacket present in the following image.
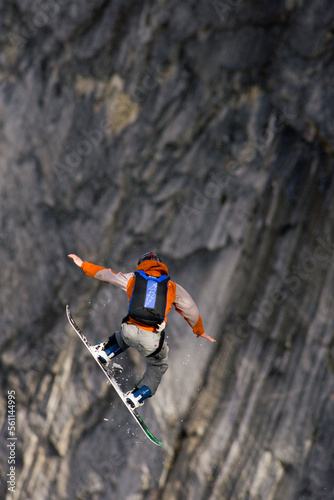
[81,259,205,336]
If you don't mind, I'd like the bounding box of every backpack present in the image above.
[124,270,170,327]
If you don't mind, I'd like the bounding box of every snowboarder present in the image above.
[68,252,216,408]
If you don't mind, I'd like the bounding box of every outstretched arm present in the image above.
[174,283,216,343]
[68,254,83,267]
[68,254,132,291]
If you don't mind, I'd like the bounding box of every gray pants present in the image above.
[115,323,169,395]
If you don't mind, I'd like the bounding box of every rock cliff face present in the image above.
[1,1,334,499]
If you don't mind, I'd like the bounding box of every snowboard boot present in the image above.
[90,341,122,366]
[126,386,152,409]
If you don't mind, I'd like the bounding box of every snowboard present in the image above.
[66,305,163,447]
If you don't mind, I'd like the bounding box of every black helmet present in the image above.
[137,251,161,265]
